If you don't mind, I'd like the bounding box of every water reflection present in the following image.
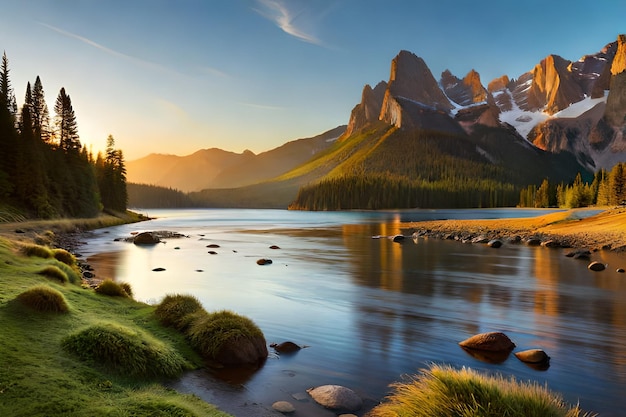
[78,209,626,416]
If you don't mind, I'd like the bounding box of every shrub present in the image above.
[62,323,190,378]
[52,248,75,266]
[186,310,266,362]
[367,364,594,417]
[37,265,69,284]
[95,279,130,297]
[155,294,204,331]
[16,285,69,313]
[20,243,53,259]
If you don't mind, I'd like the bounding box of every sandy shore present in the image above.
[401,207,626,252]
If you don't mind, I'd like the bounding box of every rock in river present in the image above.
[459,331,515,352]
[307,385,362,411]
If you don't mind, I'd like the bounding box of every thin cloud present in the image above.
[199,66,231,78]
[38,22,172,73]
[254,0,322,46]
[238,101,286,111]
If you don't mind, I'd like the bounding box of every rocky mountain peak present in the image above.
[441,69,487,106]
[487,75,510,93]
[527,54,584,114]
[463,69,487,103]
[385,50,453,111]
[345,81,388,136]
[611,34,626,75]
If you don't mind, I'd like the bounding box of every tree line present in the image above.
[288,173,518,210]
[0,51,127,218]
[518,162,626,208]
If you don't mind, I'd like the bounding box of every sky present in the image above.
[1,0,625,161]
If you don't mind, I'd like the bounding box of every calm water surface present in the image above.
[78,209,626,416]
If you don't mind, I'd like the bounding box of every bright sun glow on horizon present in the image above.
[1,0,625,160]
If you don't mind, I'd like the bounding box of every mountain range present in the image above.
[127,34,626,209]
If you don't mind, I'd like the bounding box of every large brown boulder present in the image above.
[459,332,515,352]
[133,232,160,245]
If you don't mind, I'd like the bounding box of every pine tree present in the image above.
[97,135,127,211]
[0,51,17,197]
[595,169,611,206]
[31,76,51,143]
[54,87,80,152]
[534,179,550,208]
[608,163,626,205]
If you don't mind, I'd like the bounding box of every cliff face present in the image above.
[345,81,387,136]
[605,34,626,127]
[527,54,584,114]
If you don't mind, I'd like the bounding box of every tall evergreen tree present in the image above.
[96,135,127,211]
[534,179,550,208]
[54,87,80,152]
[31,76,51,143]
[608,163,626,205]
[0,51,17,197]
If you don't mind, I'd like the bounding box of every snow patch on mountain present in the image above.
[552,92,608,118]
[498,90,608,140]
[498,90,549,139]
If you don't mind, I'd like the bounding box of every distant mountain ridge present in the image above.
[127,126,345,192]
[128,34,626,209]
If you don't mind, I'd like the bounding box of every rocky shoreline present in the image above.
[400,207,626,253]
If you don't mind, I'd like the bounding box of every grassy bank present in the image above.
[0,235,230,417]
[0,210,148,242]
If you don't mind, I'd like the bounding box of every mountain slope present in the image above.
[130,35,625,209]
[127,126,344,192]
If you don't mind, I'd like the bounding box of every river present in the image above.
[77,208,626,416]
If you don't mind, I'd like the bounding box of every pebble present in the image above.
[272,401,295,413]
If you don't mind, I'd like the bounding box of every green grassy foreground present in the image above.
[0,236,230,417]
[367,364,594,417]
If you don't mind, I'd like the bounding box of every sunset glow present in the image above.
[1,0,624,160]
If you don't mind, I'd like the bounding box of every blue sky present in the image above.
[1,0,624,160]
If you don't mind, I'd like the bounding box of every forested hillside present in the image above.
[0,52,126,218]
[288,123,588,210]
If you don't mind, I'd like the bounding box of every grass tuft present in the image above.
[53,261,81,284]
[52,248,75,266]
[62,322,191,378]
[119,282,134,298]
[20,243,53,258]
[368,364,595,417]
[16,285,69,313]
[187,309,264,359]
[37,265,69,284]
[95,279,130,297]
[155,294,204,331]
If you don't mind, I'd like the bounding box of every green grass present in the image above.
[0,236,230,417]
[95,279,132,298]
[368,364,595,417]
[155,294,204,331]
[62,322,191,378]
[187,309,265,360]
[37,265,69,284]
[16,284,70,313]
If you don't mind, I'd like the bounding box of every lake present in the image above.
[77,208,626,416]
